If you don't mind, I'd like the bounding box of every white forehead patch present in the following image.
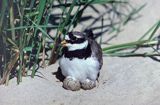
[65,35,70,40]
[74,34,83,38]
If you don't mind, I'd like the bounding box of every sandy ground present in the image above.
[1,0,160,105]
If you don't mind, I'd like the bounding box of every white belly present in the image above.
[59,56,100,82]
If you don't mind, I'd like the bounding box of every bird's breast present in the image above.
[59,56,100,81]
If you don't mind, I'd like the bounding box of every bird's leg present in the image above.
[63,76,81,91]
[81,79,96,90]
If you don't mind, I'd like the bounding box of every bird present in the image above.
[59,30,103,91]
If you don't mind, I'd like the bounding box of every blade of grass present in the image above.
[103,52,160,57]
[6,25,59,31]
[148,20,160,40]
[103,40,148,52]
[31,39,42,77]
[0,0,7,33]
[123,3,146,25]
[54,0,127,7]
[103,19,160,53]
[26,17,54,40]
[0,50,19,85]
[139,20,160,40]
[59,0,76,33]
[91,0,128,4]
[30,0,49,77]
[6,37,18,49]
[103,39,157,53]
[9,0,16,41]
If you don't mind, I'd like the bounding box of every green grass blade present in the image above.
[0,0,7,33]
[91,0,128,4]
[9,0,16,41]
[123,3,146,25]
[31,41,42,77]
[6,25,59,31]
[148,20,160,40]
[26,17,53,40]
[139,20,160,40]
[103,39,158,54]
[104,52,160,57]
[103,40,147,51]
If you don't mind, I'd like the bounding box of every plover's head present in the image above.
[61,31,88,51]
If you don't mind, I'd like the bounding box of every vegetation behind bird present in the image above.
[1,0,157,85]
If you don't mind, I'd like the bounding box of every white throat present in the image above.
[67,40,88,51]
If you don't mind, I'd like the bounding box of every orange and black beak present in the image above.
[61,40,68,47]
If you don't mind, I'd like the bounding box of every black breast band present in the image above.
[62,44,91,60]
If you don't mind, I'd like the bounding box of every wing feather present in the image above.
[88,39,103,69]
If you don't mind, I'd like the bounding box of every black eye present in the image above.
[68,32,77,40]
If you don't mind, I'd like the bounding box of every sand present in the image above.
[0,0,160,105]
